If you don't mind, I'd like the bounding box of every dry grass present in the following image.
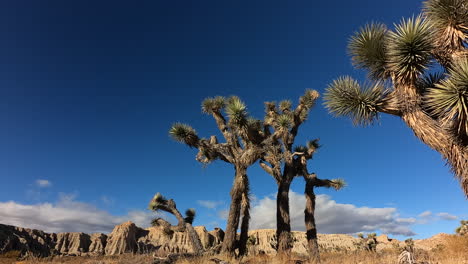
[1,236,466,264]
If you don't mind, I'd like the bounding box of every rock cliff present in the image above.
[0,222,447,258]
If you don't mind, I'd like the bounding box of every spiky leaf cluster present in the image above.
[307,139,320,151]
[148,193,169,211]
[425,59,468,135]
[202,96,226,114]
[169,123,199,148]
[299,89,319,110]
[225,96,248,127]
[247,117,262,133]
[294,145,308,153]
[348,23,390,80]
[387,16,434,84]
[329,178,346,190]
[423,0,468,51]
[276,114,293,130]
[324,76,388,126]
[416,72,445,93]
[455,220,468,235]
[279,100,292,112]
[184,208,196,224]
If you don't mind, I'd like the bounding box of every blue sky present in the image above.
[0,0,466,239]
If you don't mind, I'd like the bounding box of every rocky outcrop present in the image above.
[105,221,142,255]
[0,224,53,257]
[89,233,107,255]
[246,230,361,255]
[0,222,452,259]
[54,232,91,256]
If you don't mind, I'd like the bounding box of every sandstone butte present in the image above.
[0,221,451,258]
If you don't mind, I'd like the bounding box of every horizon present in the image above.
[1,0,466,241]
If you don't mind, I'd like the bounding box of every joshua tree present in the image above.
[300,157,345,263]
[357,233,378,252]
[323,0,468,197]
[169,96,269,256]
[258,90,321,255]
[455,220,468,235]
[148,193,203,254]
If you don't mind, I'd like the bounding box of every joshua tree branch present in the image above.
[259,160,281,182]
[314,178,335,188]
[259,160,274,175]
[211,111,241,152]
[378,91,402,116]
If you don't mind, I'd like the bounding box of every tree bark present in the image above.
[304,178,320,263]
[276,179,293,255]
[166,201,204,255]
[185,223,204,255]
[221,166,247,256]
[393,84,468,197]
[402,109,468,196]
[238,179,250,256]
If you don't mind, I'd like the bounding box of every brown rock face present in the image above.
[88,233,107,255]
[246,230,361,256]
[0,224,53,257]
[0,222,452,258]
[105,221,143,255]
[54,232,91,256]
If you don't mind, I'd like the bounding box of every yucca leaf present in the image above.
[299,89,319,109]
[348,23,390,80]
[294,145,308,153]
[425,58,468,136]
[324,76,389,126]
[423,0,468,51]
[246,117,262,132]
[416,72,446,93]
[225,96,248,127]
[169,123,199,148]
[307,139,321,150]
[184,208,196,224]
[265,101,277,113]
[148,192,168,211]
[330,178,346,190]
[279,100,292,112]
[202,96,226,114]
[387,15,434,84]
[276,114,293,129]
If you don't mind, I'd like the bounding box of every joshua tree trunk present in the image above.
[185,223,204,254]
[167,203,204,254]
[149,195,204,255]
[304,178,320,264]
[389,86,468,196]
[221,166,247,256]
[276,179,293,255]
[238,175,251,256]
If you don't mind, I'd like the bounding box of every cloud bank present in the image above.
[0,193,158,234]
[250,192,416,236]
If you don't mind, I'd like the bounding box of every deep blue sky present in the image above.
[0,0,465,239]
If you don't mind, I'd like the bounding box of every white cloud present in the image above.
[437,212,457,221]
[418,211,432,218]
[197,200,223,209]
[0,194,162,234]
[249,192,416,236]
[396,218,417,224]
[100,195,114,206]
[35,179,51,188]
[218,209,229,220]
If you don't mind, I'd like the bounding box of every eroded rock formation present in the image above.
[0,222,448,258]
